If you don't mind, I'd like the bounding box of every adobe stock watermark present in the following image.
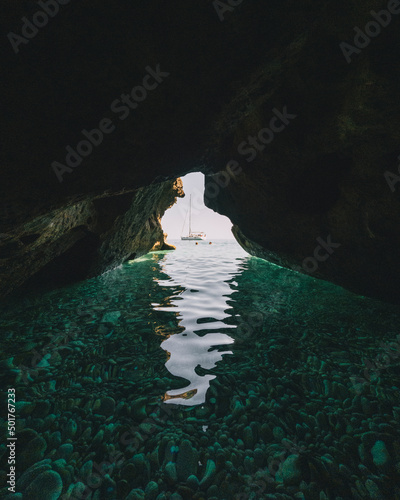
[235,438,307,500]
[51,64,170,182]
[7,0,71,54]
[202,105,297,207]
[174,159,242,223]
[340,0,400,63]
[350,333,400,394]
[16,323,80,385]
[237,107,297,162]
[291,235,341,275]
[234,273,302,345]
[384,153,400,192]
[213,0,245,22]
[175,105,296,240]
[15,292,112,384]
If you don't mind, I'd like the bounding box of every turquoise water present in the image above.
[1,240,400,499]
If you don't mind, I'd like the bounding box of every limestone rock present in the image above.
[281,454,302,486]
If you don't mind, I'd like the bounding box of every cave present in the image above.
[1,1,400,499]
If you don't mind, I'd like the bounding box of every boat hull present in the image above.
[181,235,206,241]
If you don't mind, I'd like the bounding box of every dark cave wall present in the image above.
[1,0,400,301]
[202,24,400,303]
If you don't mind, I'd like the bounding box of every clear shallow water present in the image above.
[1,240,400,499]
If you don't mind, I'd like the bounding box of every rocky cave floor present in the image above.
[0,270,400,500]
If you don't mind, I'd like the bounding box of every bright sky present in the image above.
[161,172,235,240]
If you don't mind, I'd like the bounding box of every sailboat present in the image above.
[181,195,206,240]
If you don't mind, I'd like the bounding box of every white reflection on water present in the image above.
[160,331,234,405]
[151,241,245,406]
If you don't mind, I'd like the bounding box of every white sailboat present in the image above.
[181,195,206,240]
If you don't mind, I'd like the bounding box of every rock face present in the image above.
[1,1,400,301]
[0,179,183,297]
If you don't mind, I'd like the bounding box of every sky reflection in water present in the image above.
[151,241,246,405]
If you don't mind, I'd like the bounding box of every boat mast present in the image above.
[180,208,188,237]
[189,195,192,235]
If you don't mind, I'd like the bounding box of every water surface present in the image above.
[1,240,400,499]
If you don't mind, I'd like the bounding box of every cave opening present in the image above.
[161,172,238,243]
